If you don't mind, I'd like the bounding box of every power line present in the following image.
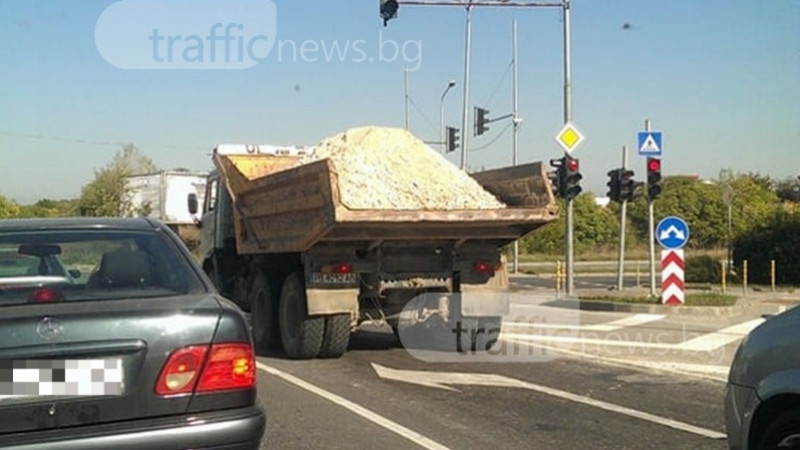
[0,130,208,151]
[484,59,513,108]
[407,96,441,136]
[469,120,512,152]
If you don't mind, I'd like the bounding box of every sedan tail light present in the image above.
[156,343,255,396]
[196,343,256,393]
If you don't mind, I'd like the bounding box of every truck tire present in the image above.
[250,272,278,352]
[279,272,324,359]
[318,314,351,358]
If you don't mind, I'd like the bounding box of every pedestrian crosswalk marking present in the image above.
[505,313,665,332]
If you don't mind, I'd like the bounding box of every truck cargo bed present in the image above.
[215,153,558,255]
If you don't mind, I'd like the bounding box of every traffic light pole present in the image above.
[562,0,575,296]
[512,19,520,274]
[460,5,472,170]
[646,119,657,297]
[616,145,628,291]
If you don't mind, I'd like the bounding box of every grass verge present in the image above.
[578,292,737,307]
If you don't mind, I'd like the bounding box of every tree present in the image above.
[520,193,620,254]
[0,194,20,219]
[19,199,79,218]
[734,210,800,284]
[78,145,157,217]
[628,177,726,248]
[627,173,779,249]
[775,177,800,203]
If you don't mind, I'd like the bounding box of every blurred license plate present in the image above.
[311,273,357,284]
[0,358,124,399]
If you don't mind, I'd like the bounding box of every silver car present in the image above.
[725,306,800,450]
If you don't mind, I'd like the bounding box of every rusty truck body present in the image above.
[190,143,558,359]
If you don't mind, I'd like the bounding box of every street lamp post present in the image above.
[440,80,457,153]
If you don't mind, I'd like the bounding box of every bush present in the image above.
[734,212,800,285]
[685,254,722,283]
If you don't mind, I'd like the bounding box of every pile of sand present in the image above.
[301,127,505,210]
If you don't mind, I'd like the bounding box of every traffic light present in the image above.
[380,0,398,26]
[549,158,563,197]
[474,107,490,136]
[563,156,582,200]
[446,126,460,153]
[620,169,635,202]
[606,169,621,203]
[647,157,662,201]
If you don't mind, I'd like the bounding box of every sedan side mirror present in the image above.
[188,193,199,215]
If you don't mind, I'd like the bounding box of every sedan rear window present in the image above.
[0,229,206,306]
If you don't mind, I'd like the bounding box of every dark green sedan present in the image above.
[0,218,265,450]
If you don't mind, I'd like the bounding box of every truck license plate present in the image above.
[311,273,357,285]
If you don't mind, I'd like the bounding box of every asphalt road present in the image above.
[253,304,751,449]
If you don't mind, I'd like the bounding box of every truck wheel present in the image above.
[279,273,324,359]
[250,272,278,352]
[318,314,351,358]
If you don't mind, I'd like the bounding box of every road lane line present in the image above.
[505,313,665,333]
[507,377,727,440]
[373,361,726,440]
[677,318,765,352]
[256,362,452,450]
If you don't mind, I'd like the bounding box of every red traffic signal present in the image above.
[567,158,579,172]
[563,156,582,199]
[647,157,662,201]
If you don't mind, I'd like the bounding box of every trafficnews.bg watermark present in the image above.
[94,0,422,70]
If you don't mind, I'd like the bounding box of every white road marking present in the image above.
[503,338,730,383]
[256,362,452,450]
[676,318,765,352]
[501,332,676,349]
[372,363,726,440]
[505,313,665,332]
[503,317,761,353]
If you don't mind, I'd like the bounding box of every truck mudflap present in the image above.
[306,288,359,315]
[459,255,510,316]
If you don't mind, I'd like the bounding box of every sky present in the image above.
[1,0,798,204]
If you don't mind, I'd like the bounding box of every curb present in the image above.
[543,298,794,317]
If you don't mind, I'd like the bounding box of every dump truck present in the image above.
[189,138,558,359]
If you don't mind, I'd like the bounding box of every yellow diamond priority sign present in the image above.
[555,122,585,154]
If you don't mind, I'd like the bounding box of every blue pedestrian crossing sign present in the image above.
[637,131,663,157]
[656,216,690,250]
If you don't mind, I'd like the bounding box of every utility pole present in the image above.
[382,1,566,171]
[562,0,575,296]
[404,66,410,130]
[512,19,521,274]
[616,145,629,291]
[460,5,473,170]
[646,119,657,297]
[439,80,457,154]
